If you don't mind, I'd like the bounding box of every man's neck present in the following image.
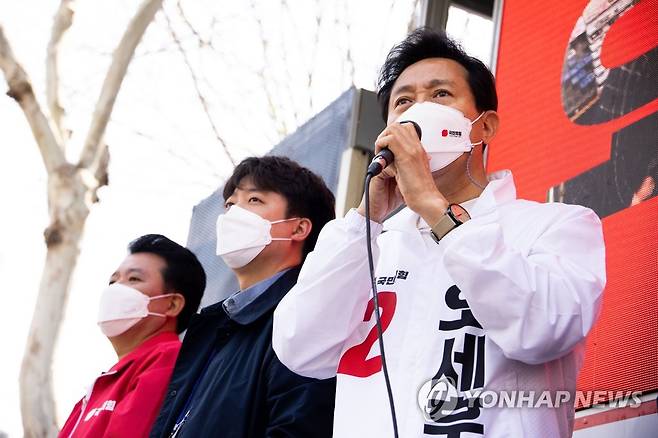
[434,153,488,204]
[235,257,300,291]
[110,323,175,360]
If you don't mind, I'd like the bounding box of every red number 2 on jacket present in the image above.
[337,292,397,377]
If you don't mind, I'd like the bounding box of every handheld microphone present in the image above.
[366,120,422,176]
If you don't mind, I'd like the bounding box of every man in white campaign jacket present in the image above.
[272,29,606,438]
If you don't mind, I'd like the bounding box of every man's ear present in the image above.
[290,218,312,242]
[480,110,499,145]
[165,293,186,318]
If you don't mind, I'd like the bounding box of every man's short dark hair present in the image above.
[377,27,498,121]
[128,234,206,333]
[222,156,335,259]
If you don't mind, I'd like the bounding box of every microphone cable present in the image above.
[364,171,399,438]
[362,120,419,438]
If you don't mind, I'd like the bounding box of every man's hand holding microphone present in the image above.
[357,119,449,226]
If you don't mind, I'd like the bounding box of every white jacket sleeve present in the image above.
[441,204,606,365]
[273,209,382,379]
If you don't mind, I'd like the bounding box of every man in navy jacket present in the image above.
[150,156,337,437]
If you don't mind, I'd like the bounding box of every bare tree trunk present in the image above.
[1,0,163,435]
[19,165,88,438]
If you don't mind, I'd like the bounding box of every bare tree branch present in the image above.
[46,0,75,143]
[78,0,164,172]
[280,0,318,123]
[407,0,421,33]
[252,0,289,139]
[176,0,214,48]
[0,25,65,174]
[342,0,355,86]
[88,142,109,194]
[111,116,225,180]
[305,0,322,115]
[163,8,237,166]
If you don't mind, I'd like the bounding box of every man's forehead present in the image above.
[392,78,458,95]
[113,253,165,275]
[233,185,262,193]
[111,266,145,277]
[233,182,267,194]
[229,178,278,196]
[392,58,468,93]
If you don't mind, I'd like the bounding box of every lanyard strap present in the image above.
[169,348,217,437]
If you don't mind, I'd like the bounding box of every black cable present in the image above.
[364,172,399,438]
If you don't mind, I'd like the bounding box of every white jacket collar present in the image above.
[383,170,516,232]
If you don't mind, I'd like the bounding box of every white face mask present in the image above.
[97,283,173,338]
[215,205,297,269]
[395,102,484,171]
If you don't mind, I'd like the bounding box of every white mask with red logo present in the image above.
[395,102,484,171]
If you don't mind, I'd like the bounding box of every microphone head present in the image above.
[366,121,421,176]
[378,148,394,164]
[400,120,422,140]
[367,148,393,176]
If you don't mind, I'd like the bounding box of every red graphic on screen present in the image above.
[492,0,658,408]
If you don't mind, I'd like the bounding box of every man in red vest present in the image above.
[59,234,205,438]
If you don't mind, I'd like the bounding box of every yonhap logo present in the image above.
[416,381,643,415]
[417,376,459,421]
